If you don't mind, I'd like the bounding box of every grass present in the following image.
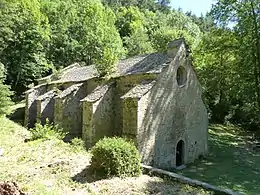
[177,124,260,195]
[0,116,91,194]
[0,116,211,195]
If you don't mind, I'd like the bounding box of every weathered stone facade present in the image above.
[24,38,208,170]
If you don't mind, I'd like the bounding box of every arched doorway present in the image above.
[176,140,184,166]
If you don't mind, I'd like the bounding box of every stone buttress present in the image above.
[80,82,115,148]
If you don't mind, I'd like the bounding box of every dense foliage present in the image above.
[0,0,259,130]
[195,0,260,129]
[0,0,50,95]
[0,63,13,116]
[90,137,141,177]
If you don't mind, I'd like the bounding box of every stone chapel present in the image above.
[24,38,208,170]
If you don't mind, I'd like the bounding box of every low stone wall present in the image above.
[142,165,241,195]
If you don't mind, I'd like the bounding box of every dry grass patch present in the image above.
[88,175,212,195]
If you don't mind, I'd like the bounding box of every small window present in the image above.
[176,66,187,86]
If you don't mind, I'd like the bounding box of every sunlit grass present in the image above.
[0,117,91,194]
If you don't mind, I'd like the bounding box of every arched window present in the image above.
[176,66,187,86]
[176,140,185,166]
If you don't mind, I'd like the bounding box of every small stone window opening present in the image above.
[176,140,185,166]
[176,66,187,86]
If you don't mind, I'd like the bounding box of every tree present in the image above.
[101,0,138,8]
[193,28,239,123]
[212,0,260,108]
[0,63,13,116]
[149,10,201,51]
[0,0,51,95]
[210,0,260,128]
[41,0,124,75]
[185,11,214,32]
[115,6,153,56]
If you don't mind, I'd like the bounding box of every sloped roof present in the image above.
[36,90,56,101]
[81,82,114,103]
[51,65,99,84]
[46,52,170,84]
[121,80,156,99]
[37,38,186,84]
[37,63,81,83]
[114,52,171,76]
[56,83,84,99]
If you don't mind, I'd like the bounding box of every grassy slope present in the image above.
[0,116,91,194]
[178,124,260,195]
[0,116,211,195]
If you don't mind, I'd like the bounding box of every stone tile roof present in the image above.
[25,83,47,94]
[121,80,156,99]
[81,82,114,103]
[51,51,171,83]
[60,65,99,82]
[35,38,186,85]
[56,83,84,99]
[49,52,170,83]
[115,52,171,76]
[38,63,81,83]
[51,65,99,84]
[36,90,56,101]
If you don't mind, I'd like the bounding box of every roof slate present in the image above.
[38,38,185,84]
[81,82,114,103]
[36,90,56,101]
[114,52,171,76]
[121,80,156,99]
[50,65,99,84]
[56,83,84,99]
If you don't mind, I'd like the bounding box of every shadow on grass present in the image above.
[71,165,107,183]
[143,174,215,195]
[6,104,25,125]
[177,124,260,195]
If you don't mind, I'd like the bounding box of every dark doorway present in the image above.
[176,140,184,166]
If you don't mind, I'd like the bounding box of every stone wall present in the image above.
[23,39,207,171]
[24,84,48,127]
[82,82,115,148]
[36,90,57,124]
[138,43,208,170]
[114,74,157,135]
[122,98,138,137]
[121,81,155,147]
[54,83,89,138]
[137,91,155,165]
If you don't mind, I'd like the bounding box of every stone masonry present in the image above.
[24,38,208,170]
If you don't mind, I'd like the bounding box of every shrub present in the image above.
[90,137,141,178]
[0,63,13,116]
[29,119,66,141]
[70,137,86,152]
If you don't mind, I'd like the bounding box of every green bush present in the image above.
[70,137,86,152]
[0,63,13,116]
[29,119,66,141]
[90,137,141,178]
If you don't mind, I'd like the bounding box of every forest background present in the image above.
[0,0,259,131]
